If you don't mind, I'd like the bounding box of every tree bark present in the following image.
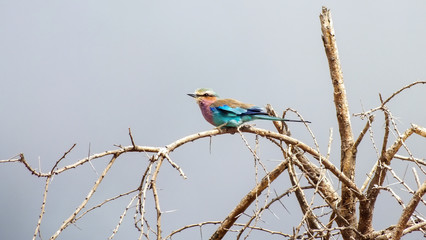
[320,7,357,240]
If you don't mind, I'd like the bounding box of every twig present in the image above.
[109,195,138,239]
[285,108,318,151]
[287,159,322,233]
[165,221,222,239]
[49,144,77,175]
[158,148,187,179]
[0,154,22,163]
[33,144,77,240]
[361,160,379,193]
[50,153,121,240]
[386,109,425,175]
[382,81,426,106]
[387,166,426,206]
[360,124,426,234]
[232,224,292,238]
[32,176,51,240]
[375,186,405,208]
[354,81,426,117]
[394,155,426,166]
[354,115,374,149]
[75,189,138,222]
[210,159,289,240]
[237,186,300,239]
[151,154,164,240]
[136,159,154,235]
[129,128,136,147]
[412,168,421,189]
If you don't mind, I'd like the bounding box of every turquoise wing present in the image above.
[213,105,247,115]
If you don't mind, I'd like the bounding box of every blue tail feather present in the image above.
[254,115,311,123]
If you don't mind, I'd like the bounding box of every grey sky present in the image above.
[1,1,425,239]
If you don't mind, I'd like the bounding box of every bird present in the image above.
[188,88,310,128]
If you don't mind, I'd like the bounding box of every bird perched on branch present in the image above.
[188,88,310,128]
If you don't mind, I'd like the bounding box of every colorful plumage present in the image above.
[188,88,310,127]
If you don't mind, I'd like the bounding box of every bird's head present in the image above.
[187,88,219,104]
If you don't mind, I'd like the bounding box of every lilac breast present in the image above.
[198,100,215,126]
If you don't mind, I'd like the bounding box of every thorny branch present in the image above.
[1,89,424,240]
[210,159,290,240]
[8,89,420,240]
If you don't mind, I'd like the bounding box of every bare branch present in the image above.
[129,128,136,147]
[108,195,138,239]
[320,7,357,239]
[287,160,323,232]
[75,189,139,222]
[151,156,165,240]
[0,154,22,163]
[392,181,426,240]
[387,166,426,206]
[136,160,154,235]
[382,81,426,106]
[165,221,222,239]
[32,176,51,240]
[354,115,374,149]
[159,149,187,179]
[384,124,425,164]
[394,155,426,166]
[354,81,426,117]
[381,105,391,157]
[50,144,77,172]
[402,220,426,236]
[50,153,121,240]
[210,159,289,240]
[412,168,421,188]
[360,124,426,234]
[236,186,299,239]
[54,146,160,175]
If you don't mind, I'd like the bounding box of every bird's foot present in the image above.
[214,122,229,130]
[237,123,256,131]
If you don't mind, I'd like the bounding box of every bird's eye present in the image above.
[203,93,209,97]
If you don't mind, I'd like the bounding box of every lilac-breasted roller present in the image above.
[188,88,310,127]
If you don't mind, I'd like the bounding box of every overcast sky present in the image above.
[1,1,425,239]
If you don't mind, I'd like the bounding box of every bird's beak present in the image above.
[187,93,196,98]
